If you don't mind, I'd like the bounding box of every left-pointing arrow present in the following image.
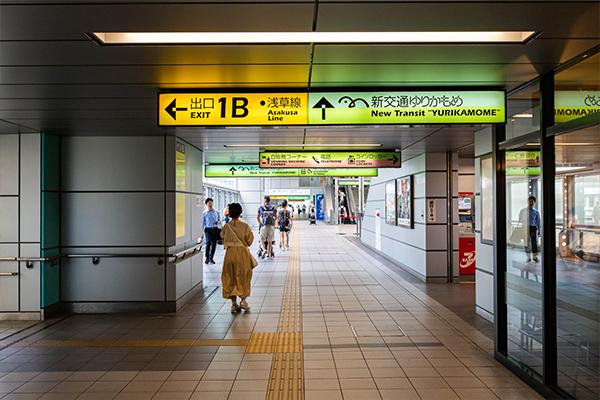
[165,99,188,121]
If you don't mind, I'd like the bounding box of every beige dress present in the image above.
[220,219,255,299]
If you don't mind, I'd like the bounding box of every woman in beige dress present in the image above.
[220,203,257,313]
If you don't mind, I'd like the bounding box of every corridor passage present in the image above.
[0,225,541,400]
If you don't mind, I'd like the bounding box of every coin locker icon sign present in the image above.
[158,93,308,126]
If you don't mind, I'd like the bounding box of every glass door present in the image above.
[505,142,544,377]
[554,126,600,399]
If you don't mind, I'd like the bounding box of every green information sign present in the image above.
[308,91,505,124]
[506,167,541,176]
[205,164,378,178]
[338,179,371,186]
[555,90,600,123]
[260,151,400,168]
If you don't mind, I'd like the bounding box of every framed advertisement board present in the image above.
[385,181,396,225]
[396,175,414,228]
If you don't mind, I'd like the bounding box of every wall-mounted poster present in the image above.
[385,181,396,225]
[396,176,413,228]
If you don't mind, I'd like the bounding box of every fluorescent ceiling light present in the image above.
[90,31,536,45]
[555,142,600,146]
[512,113,533,118]
[224,143,383,148]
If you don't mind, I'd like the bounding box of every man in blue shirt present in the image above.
[519,195,541,263]
[203,197,221,264]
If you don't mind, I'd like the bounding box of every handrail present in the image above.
[62,242,203,265]
[0,256,60,268]
[0,242,204,266]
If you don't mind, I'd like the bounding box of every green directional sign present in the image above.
[338,179,371,186]
[308,91,505,124]
[555,90,600,123]
[260,151,400,168]
[205,164,378,178]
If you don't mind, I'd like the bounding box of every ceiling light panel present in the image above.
[91,31,536,45]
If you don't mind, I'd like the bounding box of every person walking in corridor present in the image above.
[220,203,257,313]
[278,199,293,250]
[257,195,277,259]
[203,197,221,264]
[518,195,541,263]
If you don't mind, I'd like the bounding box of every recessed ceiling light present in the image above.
[224,143,383,148]
[90,31,536,45]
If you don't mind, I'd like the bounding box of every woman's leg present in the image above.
[230,296,239,313]
[240,297,249,310]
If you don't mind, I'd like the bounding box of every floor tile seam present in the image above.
[342,237,494,357]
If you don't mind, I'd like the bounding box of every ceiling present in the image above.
[0,0,598,163]
[177,125,477,163]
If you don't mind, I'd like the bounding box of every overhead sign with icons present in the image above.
[308,91,506,124]
[158,93,307,126]
[159,90,506,126]
[554,91,600,123]
[204,164,378,178]
[259,151,400,169]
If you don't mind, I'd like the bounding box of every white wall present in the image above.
[474,127,495,322]
[0,133,42,314]
[238,178,263,229]
[361,153,456,281]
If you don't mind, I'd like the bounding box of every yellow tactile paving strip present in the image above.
[20,338,248,348]
[247,332,303,353]
[265,235,304,400]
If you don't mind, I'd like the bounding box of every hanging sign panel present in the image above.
[205,164,378,178]
[554,91,600,123]
[158,93,308,126]
[338,179,371,186]
[260,151,400,169]
[159,90,505,126]
[308,91,505,124]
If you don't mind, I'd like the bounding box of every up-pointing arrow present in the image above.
[312,97,335,120]
[229,167,237,176]
[165,98,188,121]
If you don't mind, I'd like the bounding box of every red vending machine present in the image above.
[458,192,476,275]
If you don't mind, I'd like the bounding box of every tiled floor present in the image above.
[0,224,543,400]
[0,322,39,342]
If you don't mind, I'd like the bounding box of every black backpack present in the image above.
[278,208,290,229]
[261,205,276,226]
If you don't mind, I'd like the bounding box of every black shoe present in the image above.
[209,259,216,264]
[205,258,210,264]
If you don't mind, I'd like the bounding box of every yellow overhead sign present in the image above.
[158,93,308,126]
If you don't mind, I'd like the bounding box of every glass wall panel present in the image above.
[555,126,600,399]
[554,53,600,126]
[506,82,541,140]
[505,144,544,376]
[481,156,494,241]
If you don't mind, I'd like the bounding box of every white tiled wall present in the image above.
[361,153,456,281]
